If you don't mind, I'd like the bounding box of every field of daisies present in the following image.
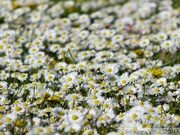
[0,0,180,135]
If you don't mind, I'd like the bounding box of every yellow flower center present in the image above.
[106,68,112,73]
[165,42,170,46]
[158,106,163,111]
[78,64,83,68]
[118,131,124,135]
[154,88,159,93]
[145,114,151,119]
[71,95,78,100]
[15,106,21,112]
[103,103,108,108]
[48,75,52,79]
[91,95,97,99]
[121,80,126,85]
[132,113,137,119]
[36,127,42,133]
[86,114,92,119]
[98,116,103,121]
[72,115,78,120]
[118,113,124,118]
[45,127,51,133]
[6,117,12,123]
[0,106,5,111]
[67,77,72,82]
[93,99,99,105]
[160,118,165,125]
[20,74,25,78]
[132,126,137,131]
[148,108,154,112]
[176,116,180,121]
[87,130,93,135]
[110,77,115,81]
[64,84,69,88]
[159,80,164,85]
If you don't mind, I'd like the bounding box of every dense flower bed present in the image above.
[0,0,179,134]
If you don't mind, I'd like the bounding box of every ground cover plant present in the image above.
[0,0,180,134]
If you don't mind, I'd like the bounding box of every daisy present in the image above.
[151,87,164,95]
[60,18,71,27]
[30,11,41,23]
[54,62,67,71]
[172,64,180,73]
[30,73,41,81]
[61,72,78,86]
[2,112,17,125]
[78,30,89,40]
[103,98,116,109]
[33,58,45,68]
[88,95,105,106]
[103,108,115,123]
[49,44,59,53]
[36,88,53,98]
[64,1,75,8]
[51,107,65,117]
[65,93,83,102]
[33,127,44,134]
[104,74,118,83]
[144,50,153,58]
[68,13,79,21]
[103,15,114,25]
[102,63,118,75]
[47,32,57,43]
[59,35,69,43]
[170,31,180,39]
[159,10,171,20]
[45,72,55,82]
[43,126,55,134]
[17,73,28,82]
[0,70,9,80]
[76,61,87,71]
[89,23,101,30]
[63,109,85,130]
[11,104,25,115]
[157,32,167,41]
[96,116,106,127]
[155,78,167,86]
[79,14,90,27]
[139,39,150,48]
[61,83,71,90]
[111,34,124,44]
[0,43,4,53]
[28,46,39,54]
[100,29,111,38]
[48,4,64,17]
[161,40,173,49]
[82,129,94,135]
[18,36,27,44]
[0,95,10,105]
[119,73,129,86]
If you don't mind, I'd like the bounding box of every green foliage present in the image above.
[173,0,180,8]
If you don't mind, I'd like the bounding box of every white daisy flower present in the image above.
[17,73,28,82]
[112,34,124,44]
[102,63,118,75]
[157,32,167,41]
[155,78,167,86]
[2,113,17,125]
[119,73,129,86]
[139,39,150,47]
[161,40,173,49]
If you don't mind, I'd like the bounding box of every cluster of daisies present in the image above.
[0,0,179,134]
